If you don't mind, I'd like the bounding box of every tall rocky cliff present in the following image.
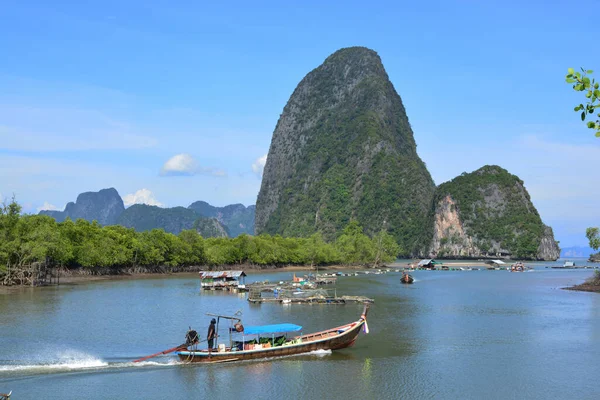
[255,47,435,254]
[429,165,560,260]
[39,188,124,226]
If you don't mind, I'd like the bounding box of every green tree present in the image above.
[566,68,600,136]
[178,229,205,265]
[566,69,600,278]
[586,227,600,251]
[372,229,400,266]
[335,221,375,265]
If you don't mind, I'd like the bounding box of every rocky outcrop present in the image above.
[590,253,600,263]
[193,217,229,238]
[429,195,481,258]
[117,205,198,234]
[118,204,229,237]
[255,46,435,254]
[188,201,255,237]
[39,188,124,226]
[429,165,559,260]
[538,226,561,261]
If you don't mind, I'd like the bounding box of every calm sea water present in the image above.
[1,259,599,399]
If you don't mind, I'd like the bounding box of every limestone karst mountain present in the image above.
[255,46,435,254]
[429,165,560,260]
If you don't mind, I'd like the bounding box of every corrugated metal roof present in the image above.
[199,271,247,279]
[488,260,506,265]
[417,259,432,266]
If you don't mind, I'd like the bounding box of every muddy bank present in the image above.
[2,263,380,288]
[563,271,600,293]
[563,284,600,293]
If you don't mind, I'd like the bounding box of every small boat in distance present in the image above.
[400,272,414,284]
[510,262,526,272]
[135,305,370,364]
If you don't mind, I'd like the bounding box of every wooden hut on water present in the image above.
[417,259,442,269]
[485,260,506,269]
[199,271,247,291]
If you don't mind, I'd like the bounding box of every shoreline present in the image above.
[3,260,596,290]
[563,284,600,293]
[0,264,376,290]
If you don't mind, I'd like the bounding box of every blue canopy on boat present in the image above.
[242,323,302,335]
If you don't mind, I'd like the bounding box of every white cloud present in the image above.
[161,153,198,175]
[123,188,164,207]
[0,192,3,204]
[252,154,268,176]
[160,153,226,177]
[37,201,60,212]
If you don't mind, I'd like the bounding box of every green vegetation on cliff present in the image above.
[256,47,434,254]
[434,165,547,259]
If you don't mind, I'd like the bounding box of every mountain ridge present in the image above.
[38,189,252,237]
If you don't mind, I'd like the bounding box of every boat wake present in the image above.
[308,349,332,357]
[0,349,180,376]
[1,348,334,375]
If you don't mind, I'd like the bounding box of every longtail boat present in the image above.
[135,305,370,364]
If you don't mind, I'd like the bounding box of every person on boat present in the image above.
[207,318,216,356]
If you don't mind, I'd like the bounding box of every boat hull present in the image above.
[177,320,365,363]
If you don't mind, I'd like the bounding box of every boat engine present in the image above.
[185,328,199,345]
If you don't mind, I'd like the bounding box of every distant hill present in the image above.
[38,188,251,237]
[560,246,595,258]
[188,201,254,237]
[193,217,229,238]
[117,204,228,237]
[39,188,124,226]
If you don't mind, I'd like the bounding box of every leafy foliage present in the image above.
[566,68,600,136]
[1,200,398,280]
[586,227,600,251]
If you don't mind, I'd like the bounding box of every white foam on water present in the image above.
[129,359,181,368]
[308,349,332,356]
[0,349,108,373]
[0,349,181,374]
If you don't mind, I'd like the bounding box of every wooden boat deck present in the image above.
[174,306,369,363]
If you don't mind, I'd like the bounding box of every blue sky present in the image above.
[0,1,598,247]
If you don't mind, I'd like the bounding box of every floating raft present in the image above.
[248,295,374,305]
